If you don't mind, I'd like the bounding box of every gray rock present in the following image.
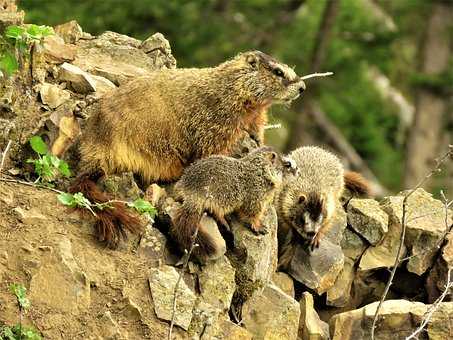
[299,292,330,340]
[198,256,235,311]
[54,20,84,44]
[286,239,344,294]
[359,195,408,271]
[340,228,367,261]
[324,205,348,245]
[59,62,97,94]
[402,189,452,275]
[137,224,171,266]
[272,271,295,298]
[98,172,143,201]
[42,35,77,63]
[140,33,177,69]
[0,8,24,33]
[13,207,47,225]
[230,206,278,299]
[347,198,388,245]
[39,83,71,109]
[242,284,300,340]
[330,299,453,340]
[148,265,196,330]
[326,257,355,307]
[29,237,91,313]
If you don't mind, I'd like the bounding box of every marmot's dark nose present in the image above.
[299,81,306,94]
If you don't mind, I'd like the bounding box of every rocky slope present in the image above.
[1,4,453,340]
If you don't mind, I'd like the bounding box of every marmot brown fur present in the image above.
[70,51,306,246]
[275,146,369,269]
[171,147,297,260]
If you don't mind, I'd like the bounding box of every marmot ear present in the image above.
[298,194,307,204]
[268,151,277,162]
[246,53,259,68]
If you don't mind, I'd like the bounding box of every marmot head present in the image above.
[244,147,298,186]
[284,191,326,240]
[222,51,306,105]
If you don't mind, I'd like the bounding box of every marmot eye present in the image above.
[298,195,306,204]
[273,68,284,77]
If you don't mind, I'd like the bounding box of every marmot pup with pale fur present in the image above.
[70,51,306,246]
[171,147,297,260]
[276,146,369,268]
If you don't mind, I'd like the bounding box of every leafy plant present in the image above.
[0,284,42,340]
[27,135,71,183]
[0,24,54,77]
[57,192,157,219]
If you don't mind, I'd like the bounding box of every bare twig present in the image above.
[0,176,64,194]
[371,148,453,340]
[406,270,453,339]
[168,184,211,340]
[264,123,282,130]
[300,72,334,80]
[0,140,12,174]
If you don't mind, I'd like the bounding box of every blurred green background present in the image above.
[19,0,452,194]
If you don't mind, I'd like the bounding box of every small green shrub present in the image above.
[27,135,71,183]
[0,24,54,77]
[0,284,42,340]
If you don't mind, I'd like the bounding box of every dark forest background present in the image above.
[19,0,453,195]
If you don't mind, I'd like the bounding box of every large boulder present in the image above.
[330,299,453,340]
[299,292,330,340]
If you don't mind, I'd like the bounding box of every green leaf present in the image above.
[57,160,71,177]
[26,24,54,40]
[1,326,15,340]
[10,283,30,310]
[4,25,26,39]
[29,136,48,155]
[0,51,18,76]
[127,198,157,217]
[57,192,76,207]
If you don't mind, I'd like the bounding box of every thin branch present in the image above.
[0,140,12,174]
[300,72,333,80]
[264,123,282,130]
[0,177,64,194]
[371,147,453,340]
[406,270,452,340]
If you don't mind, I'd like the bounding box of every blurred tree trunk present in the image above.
[404,2,452,190]
[284,0,340,152]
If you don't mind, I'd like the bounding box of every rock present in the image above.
[426,233,453,302]
[39,83,70,109]
[340,228,367,261]
[54,20,83,44]
[330,299,453,340]
[140,33,177,69]
[29,237,91,313]
[137,224,171,266]
[327,257,355,307]
[201,316,252,340]
[347,198,388,245]
[402,189,452,275]
[230,206,278,300]
[13,207,47,225]
[0,7,24,33]
[242,284,300,340]
[42,35,77,63]
[299,292,330,340]
[272,271,295,298]
[198,255,236,311]
[359,195,408,271]
[73,31,174,85]
[90,74,116,98]
[59,62,97,94]
[148,265,196,330]
[286,239,344,294]
[98,172,143,200]
[324,205,348,245]
[99,311,127,340]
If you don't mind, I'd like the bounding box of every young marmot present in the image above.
[275,146,369,267]
[70,51,306,246]
[170,147,296,260]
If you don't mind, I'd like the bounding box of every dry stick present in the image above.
[370,147,453,340]
[405,268,452,340]
[167,185,211,340]
[0,140,12,174]
[300,71,333,80]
